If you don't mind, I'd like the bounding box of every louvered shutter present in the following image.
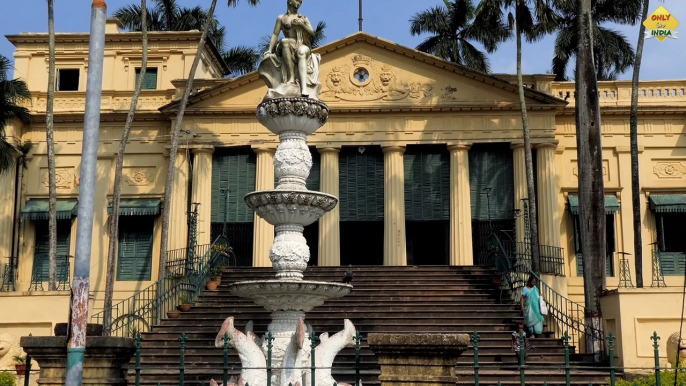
[211,148,257,223]
[339,147,384,221]
[307,148,320,191]
[574,214,614,277]
[33,220,71,281]
[404,146,449,221]
[468,144,514,220]
[117,217,153,281]
[136,68,158,90]
[659,252,686,276]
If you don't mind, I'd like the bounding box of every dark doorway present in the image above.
[211,222,254,266]
[340,221,384,265]
[304,222,319,266]
[406,220,449,265]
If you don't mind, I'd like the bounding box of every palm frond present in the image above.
[409,6,451,36]
[593,25,634,79]
[222,45,260,77]
[227,0,260,7]
[311,21,327,49]
[459,39,490,73]
[0,137,19,176]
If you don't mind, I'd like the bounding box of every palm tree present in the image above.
[551,0,642,81]
[46,0,58,291]
[104,0,149,332]
[0,55,31,175]
[409,0,510,73]
[476,0,558,274]
[158,0,261,280]
[114,0,257,76]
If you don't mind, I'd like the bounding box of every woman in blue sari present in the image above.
[521,275,544,336]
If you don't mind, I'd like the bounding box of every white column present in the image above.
[448,144,473,265]
[536,142,562,248]
[191,146,214,246]
[512,143,528,243]
[252,147,276,267]
[382,146,407,266]
[168,149,189,251]
[317,147,341,266]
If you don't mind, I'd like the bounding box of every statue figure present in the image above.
[258,0,322,100]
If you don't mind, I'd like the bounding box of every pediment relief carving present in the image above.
[320,55,433,103]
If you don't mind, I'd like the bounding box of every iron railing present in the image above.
[29,253,71,291]
[487,233,606,361]
[92,235,233,337]
[165,243,213,276]
[0,258,16,291]
[499,240,566,276]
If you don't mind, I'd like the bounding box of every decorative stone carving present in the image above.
[245,191,338,227]
[41,167,76,189]
[123,167,155,186]
[274,132,312,190]
[320,56,433,102]
[229,280,351,312]
[666,332,686,368]
[653,161,686,178]
[214,317,267,386]
[257,98,329,131]
[440,85,459,101]
[0,333,23,370]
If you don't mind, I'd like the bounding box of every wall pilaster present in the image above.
[168,150,189,251]
[317,147,341,267]
[191,147,214,246]
[0,160,17,274]
[536,142,562,248]
[252,147,276,267]
[382,146,407,266]
[448,144,473,265]
[511,143,528,243]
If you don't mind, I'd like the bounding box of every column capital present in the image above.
[447,142,471,151]
[252,145,277,155]
[381,145,406,154]
[191,146,215,155]
[534,140,559,150]
[510,141,530,150]
[316,145,341,154]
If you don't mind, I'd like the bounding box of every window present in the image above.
[656,213,686,276]
[57,69,79,91]
[135,68,158,90]
[574,214,615,277]
[117,217,154,281]
[33,220,72,282]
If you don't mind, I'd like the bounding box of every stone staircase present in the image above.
[134,266,611,385]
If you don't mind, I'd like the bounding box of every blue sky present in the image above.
[1,0,684,80]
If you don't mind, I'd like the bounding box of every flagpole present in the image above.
[65,1,107,385]
[358,0,363,31]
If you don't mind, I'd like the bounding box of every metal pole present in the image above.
[221,188,229,237]
[65,2,107,385]
[358,0,363,31]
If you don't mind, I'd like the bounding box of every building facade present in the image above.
[1,19,685,340]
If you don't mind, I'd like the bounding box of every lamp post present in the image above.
[65,2,107,385]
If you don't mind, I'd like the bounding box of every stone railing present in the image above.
[26,89,176,114]
[552,80,686,107]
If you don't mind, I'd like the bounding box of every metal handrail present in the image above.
[487,233,606,361]
[92,235,233,337]
[29,253,71,291]
[498,240,566,276]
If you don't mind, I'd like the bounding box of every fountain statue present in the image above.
[215,2,355,385]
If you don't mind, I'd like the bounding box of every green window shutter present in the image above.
[306,148,321,191]
[659,252,686,276]
[211,148,257,223]
[573,214,614,277]
[33,220,72,281]
[468,144,514,220]
[135,68,158,90]
[404,146,449,221]
[339,146,384,221]
[575,253,614,277]
[117,217,153,281]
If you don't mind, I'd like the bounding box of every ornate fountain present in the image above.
[214,3,355,386]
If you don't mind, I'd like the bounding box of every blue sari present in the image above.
[522,286,544,335]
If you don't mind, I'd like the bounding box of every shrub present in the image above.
[615,367,686,386]
[0,372,16,386]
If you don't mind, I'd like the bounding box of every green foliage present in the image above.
[615,366,686,386]
[0,372,16,386]
[11,355,26,365]
[179,293,188,304]
[0,54,32,175]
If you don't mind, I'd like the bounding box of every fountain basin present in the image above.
[228,280,352,312]
[245,190,338,226]
[256,97,329,135]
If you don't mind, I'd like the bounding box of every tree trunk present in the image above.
[159,0,219,280]
[630,0,650,289]
[103,0,148,332]
[515,1,541,274]
[46,0,58,291]
[575,0,606,355]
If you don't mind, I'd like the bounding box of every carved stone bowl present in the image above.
[244,190,338,226]
[256,97,329,135]
[228,280,352,312]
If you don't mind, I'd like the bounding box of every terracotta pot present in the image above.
[167,311,181,319]
[178,303,192,312]
[206,281,218,291]
[15,364,26,376]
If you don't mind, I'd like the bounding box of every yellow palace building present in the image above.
[0,19,685,365]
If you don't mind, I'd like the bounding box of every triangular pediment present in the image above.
[163,32,565,114]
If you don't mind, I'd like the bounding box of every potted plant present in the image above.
[13,354,27,376]
[206,276,219,291]
[211,244,232,257]
[128,325,140,338]
[178,293,192,312]
[167,309,181,319]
